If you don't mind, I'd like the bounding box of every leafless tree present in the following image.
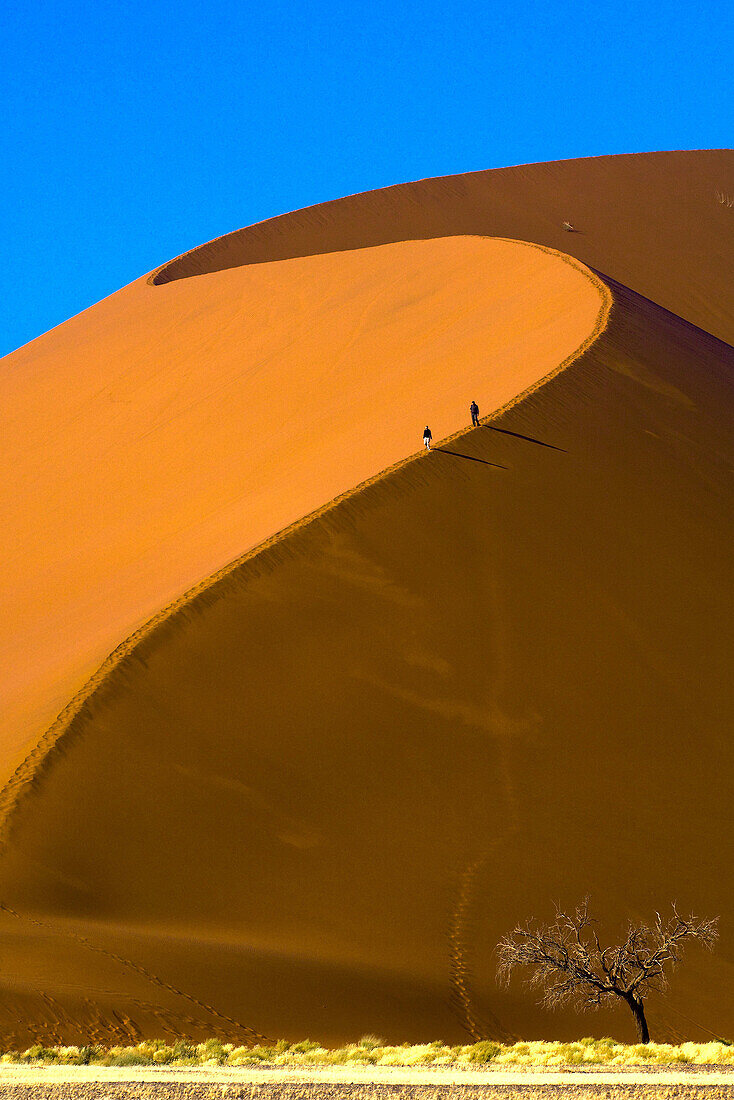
[496,899,718,1042]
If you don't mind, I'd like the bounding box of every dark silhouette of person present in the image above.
[423,425,432,450]
[470,400,480,427]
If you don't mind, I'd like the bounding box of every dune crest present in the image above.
[151,150,734,347]
[0,244,610,847]
[0,236,604,780]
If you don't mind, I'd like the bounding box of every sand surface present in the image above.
[0,150,732,1047]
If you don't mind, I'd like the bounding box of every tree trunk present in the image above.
[622,993,650,1043]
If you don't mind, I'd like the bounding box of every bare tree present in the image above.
[496,899,718,1042]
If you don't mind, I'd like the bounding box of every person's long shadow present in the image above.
[436,448,507,469]
[485,425,566,452]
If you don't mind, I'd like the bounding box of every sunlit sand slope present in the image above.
[0,237,603,775]
[0,276,731,1046]
[152,150,734,347]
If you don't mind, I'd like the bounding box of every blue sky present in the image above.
[2,0,731,357]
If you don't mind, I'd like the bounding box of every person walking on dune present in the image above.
[470,400,480,427]
[423,425,432,451]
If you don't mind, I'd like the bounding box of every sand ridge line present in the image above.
[0,242,611,851]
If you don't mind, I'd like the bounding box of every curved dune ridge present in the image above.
[1,237,603,783]
[151,149,734,347]
[0,241,610,838]
[0,150,732,1047]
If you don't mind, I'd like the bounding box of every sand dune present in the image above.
[0,150,732,1047]
[0,236,603,779]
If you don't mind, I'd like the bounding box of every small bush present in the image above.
[290,1039,322,1054]
[196,1038,228,1064]
[466,1040,502,1063]
[107,1050,149,1067]
[357,1035,384,1050]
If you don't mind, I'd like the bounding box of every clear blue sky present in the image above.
[2,0,731,357]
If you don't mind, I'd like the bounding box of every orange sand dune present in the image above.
[3,149,731,779]
[0,150,732,1046]
[0,237,603,776]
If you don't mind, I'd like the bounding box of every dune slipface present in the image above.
[0,150,732,1047]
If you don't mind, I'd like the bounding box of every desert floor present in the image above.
[1,1065,734,1100]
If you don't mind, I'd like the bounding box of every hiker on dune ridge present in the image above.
[470,400,480,427]
[423,425,432,450]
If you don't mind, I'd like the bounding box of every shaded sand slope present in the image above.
[0,237,603,775]
[153,150,734,347]
[0,277,732,1046]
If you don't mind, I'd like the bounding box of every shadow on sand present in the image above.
[435,448,507,469]
[485,425,567,452]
